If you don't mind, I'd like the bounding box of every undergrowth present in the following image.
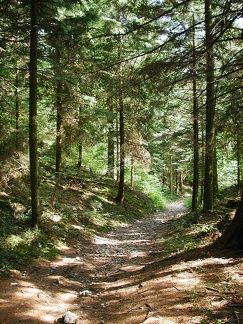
[162,187,239,257]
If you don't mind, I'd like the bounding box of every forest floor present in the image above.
[1,199,243,324]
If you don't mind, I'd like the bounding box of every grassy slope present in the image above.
[0,173,158,274]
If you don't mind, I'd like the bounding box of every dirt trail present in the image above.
[0,201,242,323]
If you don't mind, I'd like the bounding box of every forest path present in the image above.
[1,200,241,323]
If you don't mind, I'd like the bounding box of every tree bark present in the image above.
[236,123,242,193]
[55,50,63,178]
[15,64,20,150]
[203,0,216,212]
[200,117,205,205]
[107,107,115,179]
[192,18,199,212]
[169,151,173,195]
[115,84,125,203]
[217,190,243,249]
[29,0,40,227]
[130,151,134,189]
[115,35,125,203]
[77,144,83,171]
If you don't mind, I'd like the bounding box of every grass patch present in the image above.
[164,216,219,255]
[0,212,59,275]
[161,188,239,257]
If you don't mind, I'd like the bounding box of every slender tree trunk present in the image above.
[115,35,125,203]
[15,65,20,150]
[115,83,125,203]
[107,108,115,178]
[175,169,178,194]
[130,151,134,189]
[213,140,218,195]
[203,0,216,212]
[162,163,166,186]
[77,106,83,171]
[237,149,241,192]
[169,152,173,195]
[192,93,199,211]
[116,110,119,182]
[77,144,82,170]
[55,50,62,178]
[29,0,40,227]
[236,124,242,193]
[192,19,199,212]
[200,117,205,204]
[179,171,183,193]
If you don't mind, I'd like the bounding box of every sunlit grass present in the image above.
[0,224,59,274]
[161,210,226,257]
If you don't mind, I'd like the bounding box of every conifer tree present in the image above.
[29,0,40,226]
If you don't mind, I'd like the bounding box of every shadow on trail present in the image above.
[84,244,243,323]
[1,201,243,323]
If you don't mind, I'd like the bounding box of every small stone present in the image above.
[79,289,92,297]
[53,277,61,285]
[63,311,78,324]
[10,282,18,286]
[54,311,78,324]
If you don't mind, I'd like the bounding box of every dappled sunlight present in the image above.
[1,198,242,323]
[0,278,59,323]
[61,256,82,264]
[93,234,150,246]
[50,213,62,222]
[72,224,83,230]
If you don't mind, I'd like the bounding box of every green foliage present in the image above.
[133,171,167,210]
[184,196,192,209]
[161,187,240,257]
[0,207,59,274]
[163,216,216,256]
[82,143,107,175]
[217,159,238,189]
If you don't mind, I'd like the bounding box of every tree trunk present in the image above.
[175,169,178,194]
[179,171,183,194]
[217,190,243,249]
[203,0,216,212]
[15,64,20,150]
[77,144,82,171]
[169,152,173,195]
[116,110,120,183]
[236,123,242,193]
[192,19,199,212]
[213,142,218,195]
[115,85,125,203]
[200,117,205,205]
[130,151,134,189]
[29,0,40,227]
[77,105,83,171]
[107,110,115,178]
[55,50,62,178]
[115,36,125,203]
